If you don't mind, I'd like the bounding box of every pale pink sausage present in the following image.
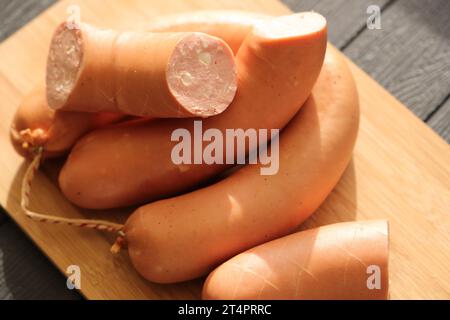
[46,22,237,118]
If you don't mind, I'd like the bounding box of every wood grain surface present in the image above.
[0,220,80,299]
[0,0,56,41]
[0,0,449,299]
[428,97,450,143]
[344,0,450,120]
[283,0,391,48]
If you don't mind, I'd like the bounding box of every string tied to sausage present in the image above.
[21,147,126,253]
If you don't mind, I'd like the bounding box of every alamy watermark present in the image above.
[366,265,382,290]
[66,265,81,290]
[367,5,382,30]
[171,121,280,175]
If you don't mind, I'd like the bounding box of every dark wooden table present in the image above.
[0,0,449,299]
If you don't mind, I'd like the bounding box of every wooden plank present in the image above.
[428,97,450,143]
[282,0,391,48]
[0,208,7,225]
[0,0,56,42]
[0,0,448,300]
[0,220,80,299]
[344,0,450,120]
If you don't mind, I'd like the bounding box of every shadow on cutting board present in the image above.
[297,158,358,232]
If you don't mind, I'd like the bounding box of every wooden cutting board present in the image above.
[0,0,448,300]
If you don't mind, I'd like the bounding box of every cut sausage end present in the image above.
[167,33,237,118]
[254,12,327,40]
[46,23,83,110]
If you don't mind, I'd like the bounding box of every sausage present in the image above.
[10,86,122,159]
[59,12,327,209]
[202,220,389,300]
[145,10,269,54]
[46,22,237,118]
[122,45,360,283]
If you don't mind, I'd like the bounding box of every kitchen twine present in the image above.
[21,147,126,253]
